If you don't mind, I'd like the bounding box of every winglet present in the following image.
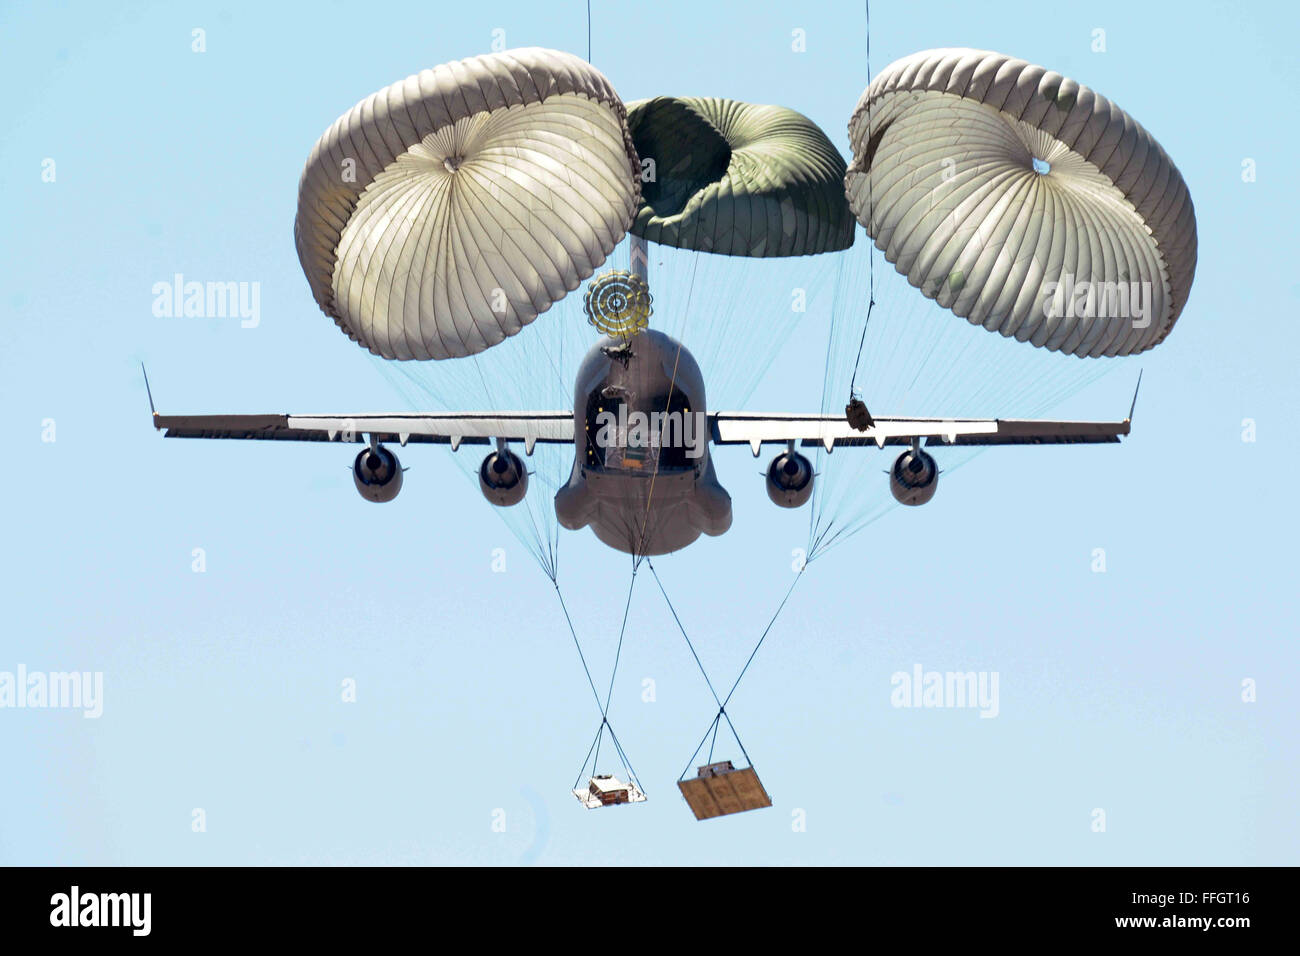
[1127,369,1143,422]
[141,363,158,421]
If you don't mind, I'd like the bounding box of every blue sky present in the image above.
[1,0,1296,864]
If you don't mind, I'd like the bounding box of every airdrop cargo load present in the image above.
[678,761,772,820]
[573,774,647,809]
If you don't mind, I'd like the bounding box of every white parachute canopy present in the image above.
[295,47,642,361]
[845,48,1197,358]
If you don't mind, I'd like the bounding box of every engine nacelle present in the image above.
[353,445,403,503]
[890,448,938,506]
[479,449,528,507]
[766,450,814,508]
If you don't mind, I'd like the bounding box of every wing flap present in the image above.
[709,413,1129,452]
[930,418,1129,446]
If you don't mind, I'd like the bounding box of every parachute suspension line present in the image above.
[808,509,890,562]
[593,567,639,770]
[817,254,850,414]
[809,517,842,564]
[526,498,558,583]
[634,251,701,560]
[810,251,869,561]
[586,0,592,62]
[648,560,755,777]
[847,0,876,400]
[373,344,567,580]
[650,559,806,780]
[573,721,603,791]
[648,560,722,706]
[808,256,847,551]
[680,712,738,782]
[847,296,876,400]
[602,563,639,716]
[499,325,567,582]
[811,510,864,561]
[574,719,643,795]
[553,582,602,710]
[719,567,805,712]
[593,718,643,793]
[470,354,494,406]
[548,505,561,589]
[555,576,645,793]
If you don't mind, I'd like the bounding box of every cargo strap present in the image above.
[555,570,645,793]
[648,559,806,780]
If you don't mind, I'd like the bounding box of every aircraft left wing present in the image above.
[152,411,574,454]
[709,413,1131,455]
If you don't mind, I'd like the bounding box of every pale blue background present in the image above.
[1,0,1295,865]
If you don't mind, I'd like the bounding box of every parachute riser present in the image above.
[630,233,649,287]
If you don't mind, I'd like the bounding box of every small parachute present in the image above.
[845,48,1198,357]
[626,96,855,257]
[294,47,641,361]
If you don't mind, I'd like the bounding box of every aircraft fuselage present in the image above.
[554,331,732,556]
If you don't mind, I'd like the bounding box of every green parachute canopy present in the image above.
[625,96,855,257]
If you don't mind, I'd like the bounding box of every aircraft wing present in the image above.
[152,411,574,454]
[153,410,1127,454]
[709,413,1131,455]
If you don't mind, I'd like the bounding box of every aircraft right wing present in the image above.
[709,413,1131,455]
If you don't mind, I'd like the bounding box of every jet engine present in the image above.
[479,448,528,507]
[766,449,814,508]
[353,445,403,503]
[889,448,938,506]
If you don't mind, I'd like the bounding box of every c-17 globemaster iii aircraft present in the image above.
[148,323,1137,558]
